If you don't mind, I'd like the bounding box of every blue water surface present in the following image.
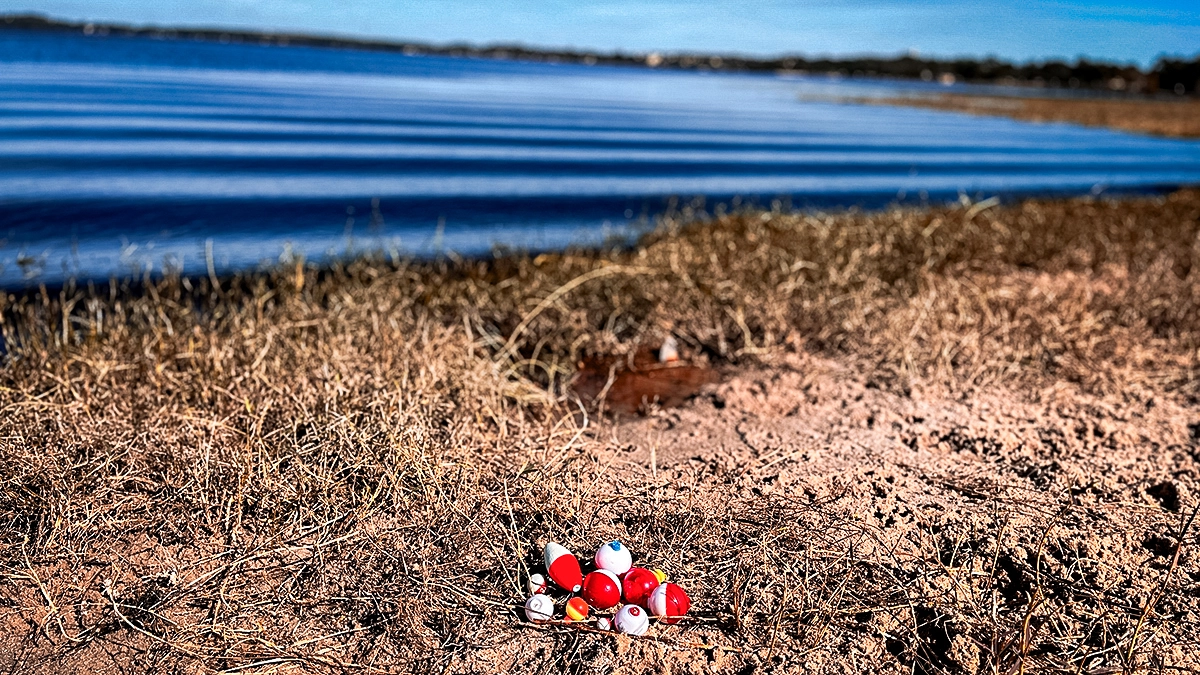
[2,29,1200,286]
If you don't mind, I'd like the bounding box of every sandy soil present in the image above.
[463,348,1199,674]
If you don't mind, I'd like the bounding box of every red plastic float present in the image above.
[543,542,583,593]
[580,569,622,610]
[621,566,659,608]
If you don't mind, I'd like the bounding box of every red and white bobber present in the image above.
[614,604,649,636]
[581,569,622,610]
[594,540,633,576]
[543,542,583,593]
[527,573,548,596]
[648,583,691,624]
[524,594,555,622]
[621,567,659,608]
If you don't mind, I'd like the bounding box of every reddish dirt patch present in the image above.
[571,344,718,414]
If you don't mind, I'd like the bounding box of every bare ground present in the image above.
[2,190,1200,674]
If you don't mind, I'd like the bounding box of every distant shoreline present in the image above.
[4,12,1198,96]
[859,93,1200,139]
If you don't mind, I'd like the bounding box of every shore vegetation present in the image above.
[3,190,1199,673]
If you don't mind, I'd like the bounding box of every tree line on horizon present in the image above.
[4,13,1198,96]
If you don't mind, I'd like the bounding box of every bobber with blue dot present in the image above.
[594,540,632,575]
[614,604,649,636]
[524,594,554,622]
[580,569,622,610]
[648,582,691,624]
[543,542,583,593]
[621,566,660,608]
[565,596,589,622]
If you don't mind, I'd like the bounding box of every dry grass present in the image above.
[2,189,1199,673]
[872,93,1200,138]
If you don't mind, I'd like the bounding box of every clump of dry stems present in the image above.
[1,189,1198,673]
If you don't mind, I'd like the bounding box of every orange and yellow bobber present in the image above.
[564,596,589,622]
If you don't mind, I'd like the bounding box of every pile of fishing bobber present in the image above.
[523,540,691,636]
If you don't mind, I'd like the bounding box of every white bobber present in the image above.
[594,540,633,576]
[614,604,650,636]
[524,594,555,622]
[596,617,613,631]
[527,573,548,595]
[658,336,679,363]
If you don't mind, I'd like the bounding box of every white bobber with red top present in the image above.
[614,604,650,636]
[527,573,548,596]
[543,542,583,593]
[594,540,633,576]
[648,582,691,624]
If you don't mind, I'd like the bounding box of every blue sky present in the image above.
[3,1,1199,66]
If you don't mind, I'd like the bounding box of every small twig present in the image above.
[1013,500,1071,675]
[524,620,743,653]
[102,579,205,659]
[205,238,222,294]
[1125,502,1200,667]
[20,535,83,643]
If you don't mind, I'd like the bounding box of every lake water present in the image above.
[3,29,1200,287]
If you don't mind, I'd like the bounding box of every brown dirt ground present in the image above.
[3,190,1200,674]
[598,354,1200,673]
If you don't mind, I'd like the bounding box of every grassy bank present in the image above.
[2,189,1199,673]
[872,93,1200,138]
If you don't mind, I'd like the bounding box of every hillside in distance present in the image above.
[4,13,1199,95]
